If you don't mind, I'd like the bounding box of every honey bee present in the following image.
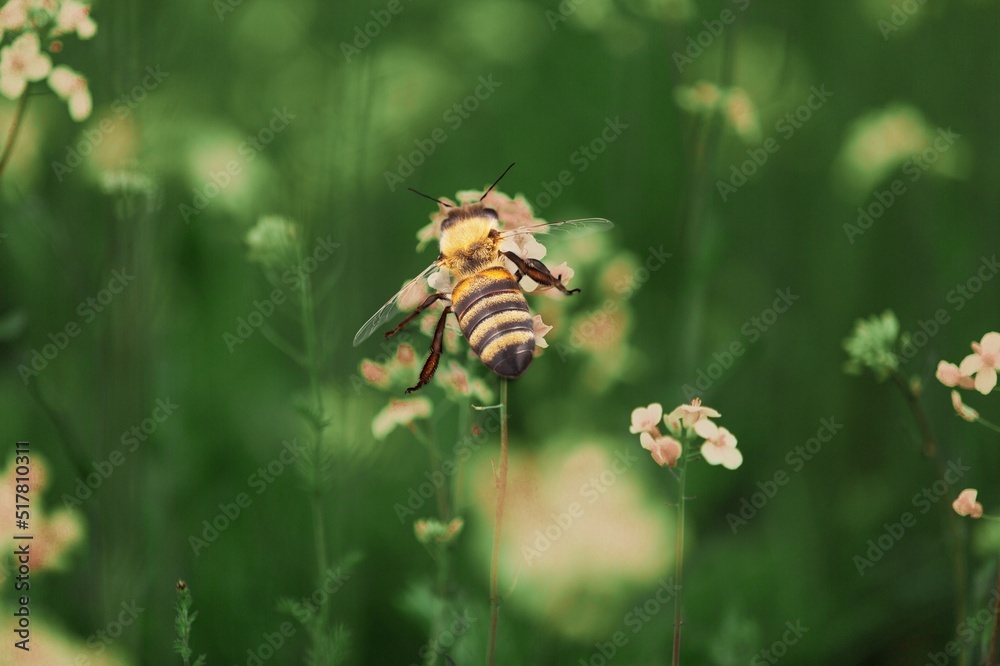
[353,164,612,393]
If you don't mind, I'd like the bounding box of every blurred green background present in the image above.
[1,0,1000,663]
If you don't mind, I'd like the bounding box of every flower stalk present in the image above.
[672,440,689,666]
[0,90,29,182]
[486,376,509,666]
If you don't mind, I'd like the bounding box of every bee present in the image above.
[353,164,612,393]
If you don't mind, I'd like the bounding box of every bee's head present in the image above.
[441,203,498,233]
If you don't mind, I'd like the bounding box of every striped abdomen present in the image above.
[452,266,535,378]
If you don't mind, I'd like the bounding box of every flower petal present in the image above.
[974,368,997,395]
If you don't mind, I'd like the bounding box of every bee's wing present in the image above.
[353,262,441,347]
[496,218,614,241]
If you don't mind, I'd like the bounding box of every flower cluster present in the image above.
[674,81,761,142]
[951,488,984,520]
[629,399,742,470]
[935,331,999,423]
[413,517,463,545]
[843,310,900,381]
[0,0,96,120]
[0,454,84,582]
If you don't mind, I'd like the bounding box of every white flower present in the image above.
[0,1,28,35]
[427,267,452,293]
[48,65,92,121]
[0,32,52,100]
[56,1,97,39]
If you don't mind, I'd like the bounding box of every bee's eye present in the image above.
[483,208,499,219]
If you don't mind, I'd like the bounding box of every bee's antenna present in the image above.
[408,188,453,207]
[479,163,515,202]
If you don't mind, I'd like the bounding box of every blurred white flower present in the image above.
[0,32,52,99]
[48,64,91,121]
[55,0,97,39]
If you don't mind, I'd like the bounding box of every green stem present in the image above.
[0,90,29,182]
[989,557,1000,666]
[486,377,509,666]
[974,416,1000,435]
[298,251,330,629]
[672,440,689,666]
[891,372,967,664]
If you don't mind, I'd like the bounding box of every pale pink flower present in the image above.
[640,431,682,467]
[629,403,663,434]
[694,419,742,470]
[397,276,430,312]
[396,343,416,367]
[532,314,553,350]
[951,390,979,422]
[48,64,91,121]
[360,359,390,389]
[936,361,975,390]
[482,190,539,231]
[426,267,452,293]
[952,488,983,519]
[55,1,96,39]
[500,232,547,288]
[0,1,28,33]
[0,31,52,99]
[959,332,1000,395]
[724,87,760,140]
[372,397,432,440]
[437,360,471,397]
[669,398,721,428]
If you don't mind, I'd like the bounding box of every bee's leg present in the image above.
[502,251,580,295]
[405,306,452,394]
[385,292,449,339]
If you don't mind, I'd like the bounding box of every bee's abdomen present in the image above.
[453,267,535,378]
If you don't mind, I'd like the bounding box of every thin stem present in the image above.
[891,371,967,664]
[974,416,1000,435]
[298,252,331,629]
[672,436,689,666]
[0,91,29,182]
[486,377,509,666]
[989,557,1000,666]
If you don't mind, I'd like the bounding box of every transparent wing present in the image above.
[353,262,441,347]
[496,218,614,241]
